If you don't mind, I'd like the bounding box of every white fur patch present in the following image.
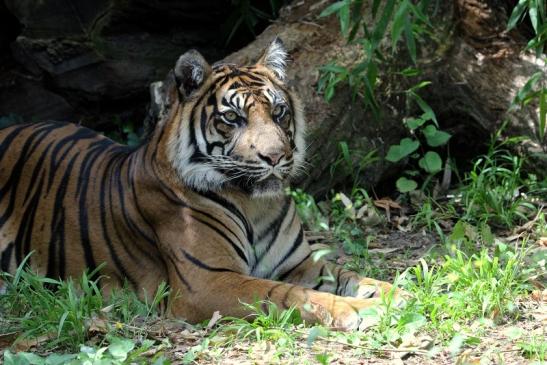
[261,38,288,81]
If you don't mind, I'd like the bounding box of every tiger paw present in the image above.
[355,278,410,305]
[330,297,383,331]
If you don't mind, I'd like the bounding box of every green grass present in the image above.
[460,138,539,229]
[0,257,169,355]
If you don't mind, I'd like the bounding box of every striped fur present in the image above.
[0,40,401,330]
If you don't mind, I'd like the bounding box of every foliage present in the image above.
[4,337,170,365]
[507,0,547,55]
[287,188,329,231]
[510,70,547,147]
[385,81,451,193]
[330,141,379,192]
[0,257,169,351]
[0,114,24,130]
[105,117,142,146]
[223,0,288,46]
[459,135,539,228]
[318,0,435,113]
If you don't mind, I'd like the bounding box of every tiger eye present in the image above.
[273,105,284,117]
[224,111,238,122]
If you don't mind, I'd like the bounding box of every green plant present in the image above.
[218,301,302,343]
[507,0,547,55]
[223,0,287,45]
[0,257,169,351]
[517,335,547,361]
[385,82,451,193]
[207,301,303,361]
[460,136,537,228]
[0,114,24,129]
[106,117,141,146]
[287,188,329,231]
[3,337,170,365]
[511,71,547,147]
[330,141,379,192]
[318,0,435,113]
[404,239,534,339]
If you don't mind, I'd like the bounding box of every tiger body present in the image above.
[0,39,399,329]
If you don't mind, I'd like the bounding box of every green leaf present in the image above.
[412,94,438,125]
[108,337,135,361]
[418,151,442,173]
[396,177,418,193]
[423,125,451,147]
[307,326,329,347]
[339,2,350,35]
[44,354,78,365]
[391,0,410,48]
[405,117,425,130]
[399,67,421,77]
[385,138,420,162]
[507,0,529,30]
[319,1,346,17]
[404,13,417,63]
[539,89,546,141]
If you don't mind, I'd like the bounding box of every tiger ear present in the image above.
[257,37,288,81]
[174,49,212,98]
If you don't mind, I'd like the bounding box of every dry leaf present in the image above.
[13,333,55,351]
[538,237,547,247]
[87,316,109,334]
[373,198,402,210]
[206,311,222,329]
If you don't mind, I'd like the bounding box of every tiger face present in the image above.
[166,38,306,197]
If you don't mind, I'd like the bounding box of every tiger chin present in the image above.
[0,37,405,331]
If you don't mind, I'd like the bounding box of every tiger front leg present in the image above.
[279,254,404,301]
[166,269,384,331]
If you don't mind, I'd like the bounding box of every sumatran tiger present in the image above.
[0,38,403,330]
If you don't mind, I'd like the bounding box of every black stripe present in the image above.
[256,199,291,243]
[0,124,31,165]
[14,170,45,265]
[1,242,14,272]
[23,143,53,204]
[97,153,136,288]
[197,190,253,244]
[167,255,193,292]
[312,265,326,290]
[269,227,304,277]
[191,215,248,265]
[277,251,310,282]
[47,153,79,280]
[0,125,58,226]
[181,249,235,272]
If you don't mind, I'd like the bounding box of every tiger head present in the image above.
[163,38,306,198]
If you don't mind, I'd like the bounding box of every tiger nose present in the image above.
[258,152,284,166]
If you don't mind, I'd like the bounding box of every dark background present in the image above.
[0,0,285,134]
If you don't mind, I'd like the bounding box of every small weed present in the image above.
[518,334,547,361]
[460,137,538,228]
[217,301,302,343]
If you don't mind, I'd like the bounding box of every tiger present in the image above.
[0,38,403,330]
